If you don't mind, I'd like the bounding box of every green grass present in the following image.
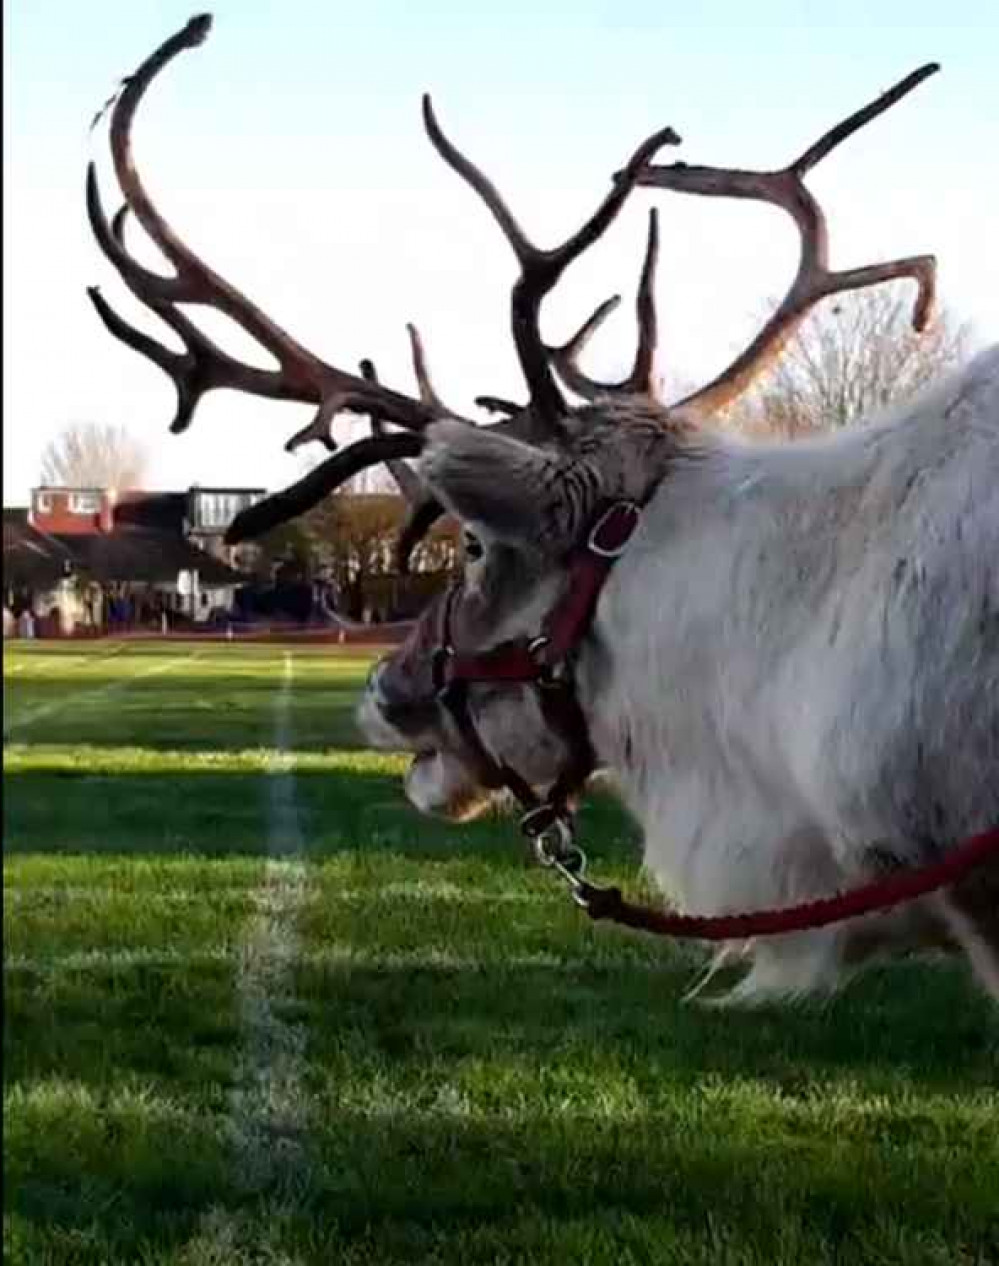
[3,640,998,1265]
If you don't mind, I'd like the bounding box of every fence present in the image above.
[3,616,414,648]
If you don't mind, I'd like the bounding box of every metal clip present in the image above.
[521,806,590,906]
[546,847,591,907]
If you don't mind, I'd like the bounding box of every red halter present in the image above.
[430,501,641,848]
[433,500,641,689]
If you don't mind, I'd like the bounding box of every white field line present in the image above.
[4,652,87,676]
[227,650,314,1200]
[5,884,543,908]
[4,942,677,977]
[3,650,193,737]
[3,641,128,678]
[4,946,237,972]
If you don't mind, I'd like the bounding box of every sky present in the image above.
[4,0,997,503]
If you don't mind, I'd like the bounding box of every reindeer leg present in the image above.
[937,859,999,1000]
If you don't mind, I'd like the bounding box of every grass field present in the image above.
[3,640,997,1265]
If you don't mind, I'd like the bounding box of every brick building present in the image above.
[3,485,265,635]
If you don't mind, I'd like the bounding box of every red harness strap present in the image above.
[579,823,999,940]
[441,501,641,687]
[542,501,641,662]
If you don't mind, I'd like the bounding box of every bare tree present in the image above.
[248,519,313,583]
[255,490,458,617]
[39,421,149,489]
[309,492,458,615]
[724,286,969,439]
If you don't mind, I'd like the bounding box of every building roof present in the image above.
[53,529,244,585]
[114,491,188,534]
[3,507,243,588]
[115,488,268,536]
[34,484,107,494]
[3,509,75,587]
[188,485,267,495]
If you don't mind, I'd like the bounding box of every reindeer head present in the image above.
[360,403,692,819]
[87,15,938,821]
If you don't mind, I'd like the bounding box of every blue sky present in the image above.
[4,0,997,501]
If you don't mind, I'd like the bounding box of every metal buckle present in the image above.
[587,501,640,559]
[520,803,563,842]
[527,635,550,660]
[526,635,566,690]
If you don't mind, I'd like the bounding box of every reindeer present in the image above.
[88,17,997,1004]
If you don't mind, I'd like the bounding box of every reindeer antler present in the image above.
[88,15,681,541]
[472,395,521,417]
[635,64,939,418]
[90,19,941,549]
[547,209,661,401]
[422,99,679,434]
[362,354,450,573]
[87,14,441,456]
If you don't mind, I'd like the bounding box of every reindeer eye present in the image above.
[464,532,483,561]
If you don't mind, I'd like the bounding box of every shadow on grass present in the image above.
[2,764,641,863]
[6,921,995,1103]
[3,669,371,752]
[3,960,240,1098]
[6,1056,998,1265]
[293,957,999,1094]
[7,885,997,1262]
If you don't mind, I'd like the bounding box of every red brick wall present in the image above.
[30,489,113,535]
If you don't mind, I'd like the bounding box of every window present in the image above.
[190,490,264,532]
[197,494,219,529]
[35,492,52,513]
[69,492,101,514]
[195,492,252,530]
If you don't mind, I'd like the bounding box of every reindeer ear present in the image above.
[418,420,596,550]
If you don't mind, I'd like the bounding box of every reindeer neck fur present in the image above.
[572,347,999,995]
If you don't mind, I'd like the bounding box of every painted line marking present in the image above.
[227,651,314,1200]
[3,651,193,737]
